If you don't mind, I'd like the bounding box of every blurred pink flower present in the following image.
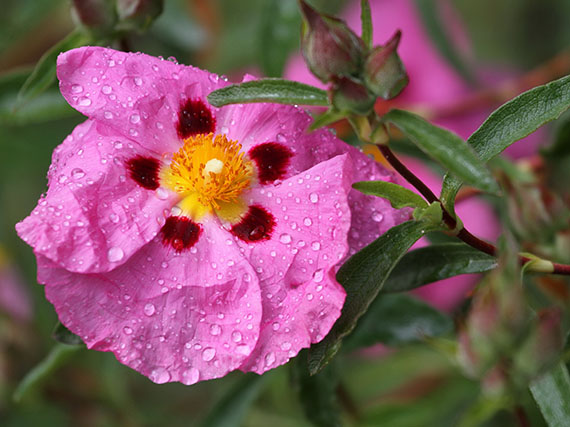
[0,248,32,322]
[16,47,405,384]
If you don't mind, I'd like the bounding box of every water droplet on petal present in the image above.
[309,193,319,203]
[303,217,312,226]
[78,97,92,106]
[102,85,112,94]
[279,233,292,244]
[123,326,133,335]
[202,347,216,361]
[72,168,85,179]
[155,187,169,200]
[181,367,200,385]
[236,344,250,355]
[130,114,141,124]
[150,367,171,384]
[313,268,324,283]
[209,324,221,336]
[372,211,384,222]
[281,342,292,351]
[311,241,321,251]
[71,84,83,93]
[231,331,242,342]
[144,303,155,316]
[134,76,143,86]
[107,247,124,262]
[264,352,276,367]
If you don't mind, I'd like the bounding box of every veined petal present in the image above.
[237,154,352,373]
[16,120,177,273]
[38,221,262,384]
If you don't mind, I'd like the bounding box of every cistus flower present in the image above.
[16,47,405,384]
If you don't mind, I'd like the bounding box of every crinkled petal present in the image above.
[57,47,228,153]
[16,120,177,273]
[38,220,262,384]
[237,155,352,373]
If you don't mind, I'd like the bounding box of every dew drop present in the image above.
[313,268,324,283]
[279,233,292,244]
[209,324,221,336]
[231,330,242,342]
[202,347,216,361]
[78,97,92,106]
[123,326,133,335]
[149,367,171,384]
[144,303,156,316]
[104,111,113,119]
[71,84,83,93]
[272,322,280,331]
[130,114,141,124]
[236,344,250,355]
[181,367,200,385]
[107,247,124,262]
[303,217,313,226]
[311,241,321,251]
[264,352,276,367]
[276,133,286,143]
[101,85,112,94]
[134,76,143,86]
[71,168,85,179]
[155,187,169,200]
[281,342,292,351]
[309,193,319,203]
[372,211,384,222]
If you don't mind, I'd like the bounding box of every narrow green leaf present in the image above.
[360,0,373,49]
[413,0,476,85]
[353,180,428,209]
[384,109,499,194]
[16,29,91,108]
[383,243,497,293]
[207,79,329,107]
[259,0,301,77]
[200,373,267,427]
[292,351,341,427]
[441,75,570,212]
[343,294,452,351]
[308,220,441,374]
[52,322,84,346]
[309,108,346,131]
[530,363,570,427]
[13,344,81,403]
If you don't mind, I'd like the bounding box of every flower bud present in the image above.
[364,31,408,100]
[513,308,564,380]
[330,76,376,115]
[299,0,364,83]
[116,0,164,32]
[71,0,118,36]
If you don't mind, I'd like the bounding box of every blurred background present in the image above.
[1,0,569,425]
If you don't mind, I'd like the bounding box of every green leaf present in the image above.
[353,180,428,209]
[383,243,497,293]
[13,344,81,403]
[530,363,570,427]
[292,351,341,427]
[52,322,84,346]
[309,108,346,131]
[360,0,373,49]
[0,69,76,125]
[441,75,570,213]
[308,220,441,374]
[384,109,499,194]
[200,373,268,427]
[343,294,452,351]
[258,0,301,77]
[16,29,91,108]
[207,79,329,107]
[413,0,476,85]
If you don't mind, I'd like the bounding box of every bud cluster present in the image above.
[299,0,408,116]
[457,264,564,395]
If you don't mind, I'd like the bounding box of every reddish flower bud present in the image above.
[299,0,365,83]
[330,76,376,115]
[364,31,408,100]
[116,0,164,32]
[71,0,117,35]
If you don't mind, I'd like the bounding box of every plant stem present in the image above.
[377,144,570,276]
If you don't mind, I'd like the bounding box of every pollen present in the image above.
[162,133,254,221]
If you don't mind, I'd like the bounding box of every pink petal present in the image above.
[16,120,177,273]
[38,220,262,384]
[237,155,352,373]
[57,47,228,154]
[221,98,408,253]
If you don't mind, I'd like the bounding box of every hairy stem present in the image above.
[377,144,570,276]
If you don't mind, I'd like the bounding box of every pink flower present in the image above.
[0,247,32,322]
[16,47,405,384]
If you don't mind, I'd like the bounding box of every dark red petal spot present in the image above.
[249,142,294,185]
[126,156,161,190]
[177,98,216,139]
[231,205,275,242]
[161,216,202,252]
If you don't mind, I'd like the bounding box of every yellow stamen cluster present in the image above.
[161,133,254,221]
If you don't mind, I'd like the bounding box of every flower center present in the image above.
[162,133,254,221]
